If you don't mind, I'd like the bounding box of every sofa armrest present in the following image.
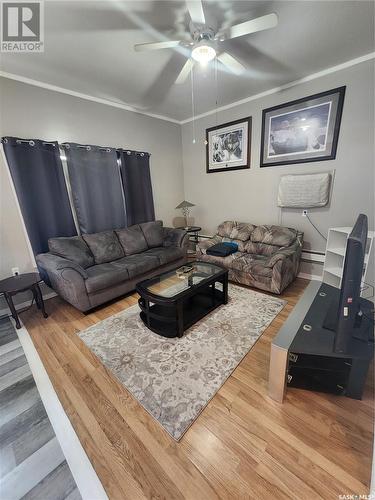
[268,234,304,294]
[163,227,189,249]
[36,253,88,279]
[36,253,91,311]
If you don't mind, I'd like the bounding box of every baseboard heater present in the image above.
[301,250,325,264]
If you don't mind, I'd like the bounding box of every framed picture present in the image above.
[260,86,346,167]
[206,117,251,173]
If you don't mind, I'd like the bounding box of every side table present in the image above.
[177,226,202,256]
[0,273,48,329]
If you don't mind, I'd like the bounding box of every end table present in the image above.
[0,273,48,329]
[177,226,202,255]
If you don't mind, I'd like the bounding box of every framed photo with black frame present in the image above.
[206,117,251,173]
[260,86,345,168]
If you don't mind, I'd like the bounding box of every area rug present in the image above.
[78,284,286,440]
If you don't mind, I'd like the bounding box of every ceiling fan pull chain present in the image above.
[215,57,218,130]
[191,64,196,144]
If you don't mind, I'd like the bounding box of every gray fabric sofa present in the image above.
[36,221,188,312]
[197,221,303,294]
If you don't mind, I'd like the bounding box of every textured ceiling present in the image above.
[0,0,374,121]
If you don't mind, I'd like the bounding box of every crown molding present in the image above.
[1,51,374,125]
[0,71,181,125]
[180,52,375,124]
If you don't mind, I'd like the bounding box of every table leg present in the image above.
[193,230,199,244]
[268,344,288,403]
[32,287,41,309]
[346,358,371,399]
[223,274,229,304]
[177,301,184,338]
[145,299,150,327]
[4,292,21,329]
[33,284,48,319]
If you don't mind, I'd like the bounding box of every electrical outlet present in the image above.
[302,210,308,217]
[11,267,19,276]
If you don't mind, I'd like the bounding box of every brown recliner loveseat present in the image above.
[196,221,303,294]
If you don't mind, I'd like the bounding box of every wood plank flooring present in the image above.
[20,279,374,499]
[0,318,81,500]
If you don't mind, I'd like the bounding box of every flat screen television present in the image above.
[326,214,369,353]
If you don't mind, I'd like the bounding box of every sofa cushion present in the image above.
[140,220,163,248]
[217,221,255,241]
[48,236,94,269]
[243,240,280,257]
[143,247,184,265]
[230,253,273,278]
[85,262,129,293]
[115,225,148,255]
[250,225,297,247]
[113,254,160,279]
[82,231,124,265]
[217,221,235,239]
[199,252,242,268]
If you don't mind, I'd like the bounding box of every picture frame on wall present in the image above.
[206,117,251,173]
[260,86,346,167]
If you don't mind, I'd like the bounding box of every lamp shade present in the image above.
[175,200,195,209]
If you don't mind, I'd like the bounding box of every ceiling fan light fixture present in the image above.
[191,43,216,64]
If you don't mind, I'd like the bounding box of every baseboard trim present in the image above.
[14,318,108,500]
[298,272,322,281]
[0,291,57,318]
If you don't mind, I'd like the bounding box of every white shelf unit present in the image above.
[323,226,374,291]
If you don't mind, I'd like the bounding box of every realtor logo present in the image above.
[1,1,44,52]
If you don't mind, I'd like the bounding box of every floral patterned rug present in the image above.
[78,284,286,440]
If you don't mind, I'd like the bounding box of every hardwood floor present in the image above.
[0,318,81,500]
[20,279,374,499]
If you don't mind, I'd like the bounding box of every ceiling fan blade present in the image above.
[134,40,182,52]
[217,52,246,75]
[228,13,278,39]
[186,0,206,25]
[175,58,195,84]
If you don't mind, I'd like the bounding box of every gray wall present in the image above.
[1,58,374,305]
[181,59,374,280]
[0,78,184,282]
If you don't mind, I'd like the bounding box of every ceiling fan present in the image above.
[134,0,278,84]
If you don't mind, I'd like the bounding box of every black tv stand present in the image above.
[269,281,374,402]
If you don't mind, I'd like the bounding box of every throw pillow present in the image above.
[115,225,148,255]
[139,220,163,248]
[48,236,94,269]
[82,231,125,264]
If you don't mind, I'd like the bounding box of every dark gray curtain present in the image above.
[63,143,126,234]
[118,149,155,226]
[2,137,77,255]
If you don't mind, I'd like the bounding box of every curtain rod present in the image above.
[61,143,113,152]
[4,139,151,156]
[62,145,151,156]
[121,150,149,156]
[3,138,57,146]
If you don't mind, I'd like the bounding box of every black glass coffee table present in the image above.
[136,262,228,338]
